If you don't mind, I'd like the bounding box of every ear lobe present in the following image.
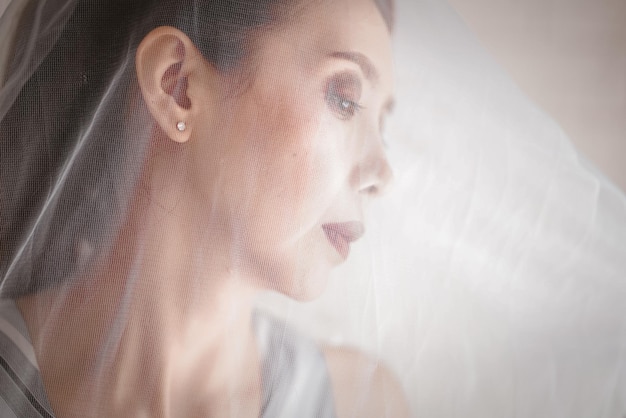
[135,27,201,143]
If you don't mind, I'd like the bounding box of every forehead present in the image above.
[256,0,393,90]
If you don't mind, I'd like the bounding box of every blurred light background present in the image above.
[447,0,626,191]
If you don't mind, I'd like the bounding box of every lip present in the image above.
[322,221,365,260]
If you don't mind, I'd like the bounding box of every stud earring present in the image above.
[176,121,186,132]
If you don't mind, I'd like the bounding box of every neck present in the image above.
[16,194,263,418]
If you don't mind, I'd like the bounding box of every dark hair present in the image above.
[0,0,394,297]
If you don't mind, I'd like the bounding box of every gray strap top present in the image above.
[253,311,336,418]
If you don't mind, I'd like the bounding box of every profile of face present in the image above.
[139,0,394,301]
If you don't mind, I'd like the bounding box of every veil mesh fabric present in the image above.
[1,0,626,417]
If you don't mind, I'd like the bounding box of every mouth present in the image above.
[322,221,365,260]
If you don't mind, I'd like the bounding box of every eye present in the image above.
[325,72,363,120]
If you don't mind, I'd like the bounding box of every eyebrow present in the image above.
[329,51,380,85]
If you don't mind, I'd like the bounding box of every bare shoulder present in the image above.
[322,345,411,418]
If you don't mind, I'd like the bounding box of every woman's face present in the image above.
[188,0,394,300]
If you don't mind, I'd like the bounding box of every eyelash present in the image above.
[325,73,363,120]
[327,94,363,120]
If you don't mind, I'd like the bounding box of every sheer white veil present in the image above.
[0,0,75,115]
[260,0,626,416]
[1,0,626,417]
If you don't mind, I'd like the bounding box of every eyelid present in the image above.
[327,71,362,99]
[328,51,379,86]
[325,71,364,120]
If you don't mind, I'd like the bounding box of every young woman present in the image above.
[0,0,409,416]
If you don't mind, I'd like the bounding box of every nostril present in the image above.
[358,183,381,197]
[365,185,379,196]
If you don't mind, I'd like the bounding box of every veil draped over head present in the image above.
[1,0,626,417]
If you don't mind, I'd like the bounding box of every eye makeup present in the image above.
[325,71,363,120]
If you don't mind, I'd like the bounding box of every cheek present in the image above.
[252,95,344,229]
[207,80,349,270]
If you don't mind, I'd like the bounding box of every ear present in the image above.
[135,26,210,143]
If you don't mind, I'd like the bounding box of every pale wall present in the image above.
[447,0,626,191]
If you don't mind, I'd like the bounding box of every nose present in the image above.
[354,143,393,198]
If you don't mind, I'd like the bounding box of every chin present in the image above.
[242,232,338,301]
